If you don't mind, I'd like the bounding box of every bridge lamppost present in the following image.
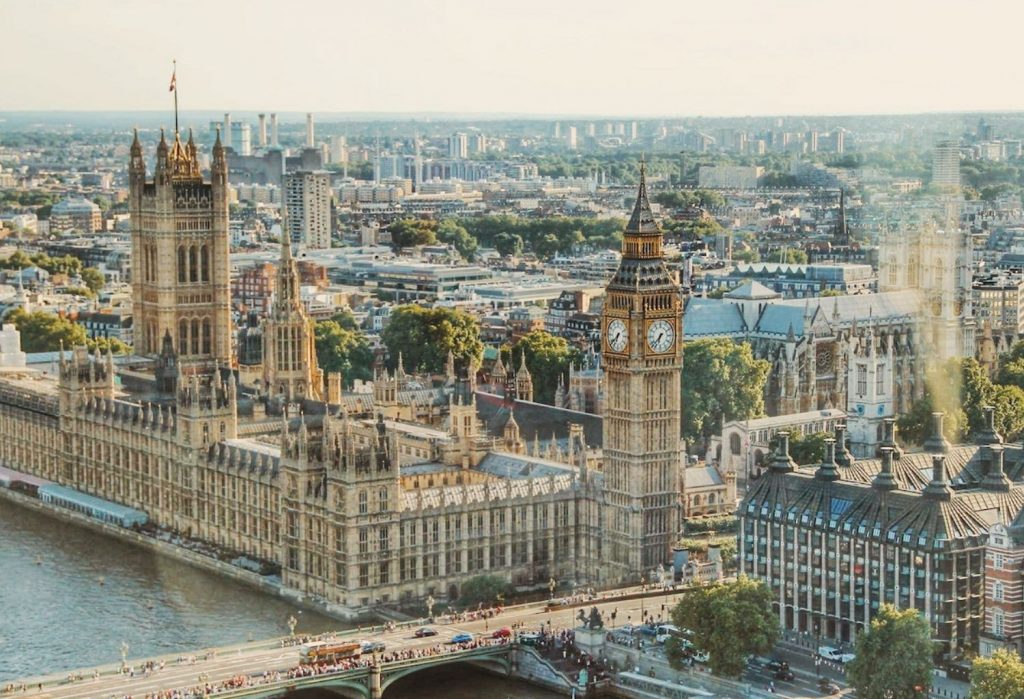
[426,594,436,621]
[119,641,129,671]
[287,614,298,637]
[640,576,646,622]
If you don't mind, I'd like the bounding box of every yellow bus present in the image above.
[299,641,362,665]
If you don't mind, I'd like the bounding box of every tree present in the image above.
[380,305,483,375]
[819,288,844,297]
[88,336,131,355]
[388,219,437,249]
[668,577,778,678]
[970,649,1024,699]
[732,248,760,263]
[80,267,106,294]
[493,232,524,257]
[785,431,830,465]
[846,605,933,699]
[3,308,88,352]
[773,248,808,264]
[503,330,582,405]
[682,339,770,450]
[457,574,512,609]
[436,219,478,260]
[314,318,374,387]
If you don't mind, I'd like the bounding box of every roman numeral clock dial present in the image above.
[646,320,674,353]
[606,318,627,353]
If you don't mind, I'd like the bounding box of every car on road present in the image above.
[817,678,842,695]
[817,646,855,664]
[692,649,710,664]
[360,640,386,653]
[773,668,796,681]
[414,626,438,638]
[519,632,541,646]
[491,627,512,639]
[655,624,680,643]
[449,632,474,644]
[765,658,789,672]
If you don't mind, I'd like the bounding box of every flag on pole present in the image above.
[169,66,176,92]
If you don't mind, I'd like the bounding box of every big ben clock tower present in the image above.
[601,162,684,580]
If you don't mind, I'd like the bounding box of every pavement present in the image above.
[4,586,684,699]
[3,589,975,699]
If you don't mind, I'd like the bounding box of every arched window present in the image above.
[178,246,187,283]
[200,245,210,283]
[178,319,188,354]
[730,433,742,455]
[189,245,198,283]
[202,318,211,355]
[191,318,200,355]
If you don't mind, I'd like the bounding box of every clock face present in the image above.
[607,319,627,353]
[646,320,675,353]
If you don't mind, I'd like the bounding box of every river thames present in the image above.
[0,499,561,697]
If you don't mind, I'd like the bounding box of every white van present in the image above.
[655,624,680,644]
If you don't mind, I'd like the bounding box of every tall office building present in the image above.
[449,132,468,159]
[129,128,232,365]
[284,171,332,250]
[933,139,961,190]
[601,163,684,578]
[567,126,578,150]
[306,113,315,148]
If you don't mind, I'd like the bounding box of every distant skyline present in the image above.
[3,0,1022,117]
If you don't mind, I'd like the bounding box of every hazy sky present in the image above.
[3,0,1021,116]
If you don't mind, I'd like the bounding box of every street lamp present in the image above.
[287,614,298,637]
[119,641,129,671]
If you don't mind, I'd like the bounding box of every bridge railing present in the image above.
[209,641,514,699]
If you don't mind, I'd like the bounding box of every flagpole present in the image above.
[172,59,178,135]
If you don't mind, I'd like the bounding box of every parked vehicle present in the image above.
[817,646,855,664]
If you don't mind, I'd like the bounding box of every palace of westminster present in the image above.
[0,130,1021,656]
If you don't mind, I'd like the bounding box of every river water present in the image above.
[0,498,339,682]
[0,500,562,698]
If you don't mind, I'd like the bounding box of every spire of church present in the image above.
[625,158,659,237]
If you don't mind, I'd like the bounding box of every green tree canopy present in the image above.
[777,431,830,465]
[388,219,437,249]
[503,330,582,405]
[969,649,1024,699]
[436,219,478,260]
[381,305,483,375]
[314,315,374,387]
[667,577,778,678]
[682,339,769,449]
[80,267,106,294]
[3,308,88,352]
[89,336,131,355]
[846,605,933,699]
[457,574,513,609]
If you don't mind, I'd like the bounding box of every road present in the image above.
[6,587,691,699]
